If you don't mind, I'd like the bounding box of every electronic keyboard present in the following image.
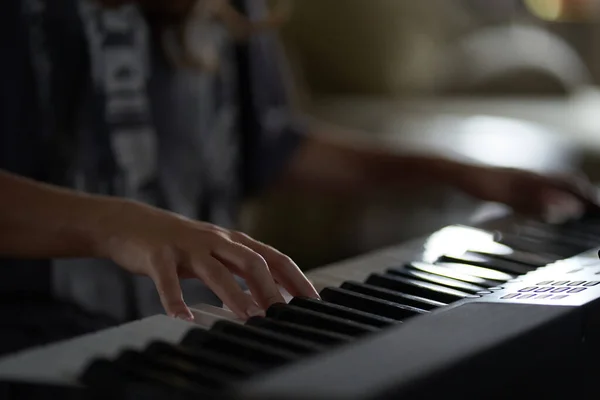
[1,212,599,399]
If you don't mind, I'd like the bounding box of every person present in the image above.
[0,0,597,354]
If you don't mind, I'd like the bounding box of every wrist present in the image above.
[82,197,137,259]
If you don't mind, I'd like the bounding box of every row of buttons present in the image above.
[535,280,600,287]
[501,293,569,301]
[519,286,587,294]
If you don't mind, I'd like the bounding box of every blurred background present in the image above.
[244,0,600,270]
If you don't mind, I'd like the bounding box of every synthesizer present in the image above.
[0,212,599,399]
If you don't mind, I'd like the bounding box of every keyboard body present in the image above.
[0,213,599,399]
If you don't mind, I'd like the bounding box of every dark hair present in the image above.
[99,0,290,71]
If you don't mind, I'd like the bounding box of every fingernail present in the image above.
[246,304,265,318]
[173,311,195,322]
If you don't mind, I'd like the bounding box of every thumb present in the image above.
[151,263,194,321]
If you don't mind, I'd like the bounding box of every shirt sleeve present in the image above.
[236,0,308,197]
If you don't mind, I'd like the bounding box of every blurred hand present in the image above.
[461,166,599,222]
[94,201,319,321]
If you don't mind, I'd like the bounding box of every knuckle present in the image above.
[200,263,228,284]
[272,252,294,268]
[242,251,269,272]
[231,230,252,241]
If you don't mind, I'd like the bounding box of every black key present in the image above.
[386,268,486,294]
[365,273,470,304]
[181,329,299,367]
[439,253,532,275]
[406,262,498,287]
[519,220,599,248]
[320,287,426,321]
[341,281,445,310]
[515,225,593,253]
[117,350,230,389]
[246,317,352,346]
[497,233,576,259]
[81,358,215,396]
[211,320,323,354]
[145,341,258,377]
[266,303,379,337]
[288,297,397,328]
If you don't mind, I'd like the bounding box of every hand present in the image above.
[460,166,599,222]
[93,201,319,321]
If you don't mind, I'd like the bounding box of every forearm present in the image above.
[0,170,124,259]
[282,126,473,194]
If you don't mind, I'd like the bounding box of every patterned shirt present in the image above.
[0,0,306,321]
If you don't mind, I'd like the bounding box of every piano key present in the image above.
[319,287,426,321]
[189,304,240,329]
[288,297,397,328]
[468,247,554,268]
[386,268,486,294]
[81,357,215,396]
[246,317,353,346]
[496,233,578,259]
[144,341,259,377]
[365,273,470,304]
[116,350,232,389]
[515,226,592,253]
[340,281,445,310]
[181,329,300,367]
[518,220,600,247]
[210,320,324,354]
[438,253,532,276]
[406,262,498,287]
[266,303,379,337]
[433,261,514,282]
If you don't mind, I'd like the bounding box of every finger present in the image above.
[192,255,264,320]
[232,232,320,299]
[151,259,194,321]
[553,173,599,207]
[212,240,285,309]
[540,189,585,224]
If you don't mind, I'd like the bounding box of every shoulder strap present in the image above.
[230,0,261,197]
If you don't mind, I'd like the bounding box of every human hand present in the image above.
[93,201,319,321]
[459,166,599,223]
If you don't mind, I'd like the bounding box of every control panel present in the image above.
[468,248,600,307]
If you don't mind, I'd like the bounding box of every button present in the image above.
[584,281,600,287]
[476,291,493,295]
[551,287,569,293]
[552,295,569,300]
[489,286,504,290]
[518,294,537,299]
[551,281,569,286]
[500,293,520,299]
[568,287,588,293]
[536,281,553,286]
[567,268,583,274]
[534,287,553,293]
[518,287,537,293]
[536,294,553,299]
[567,281,586,286]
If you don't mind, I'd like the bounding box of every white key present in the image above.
[189,303,240,329]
